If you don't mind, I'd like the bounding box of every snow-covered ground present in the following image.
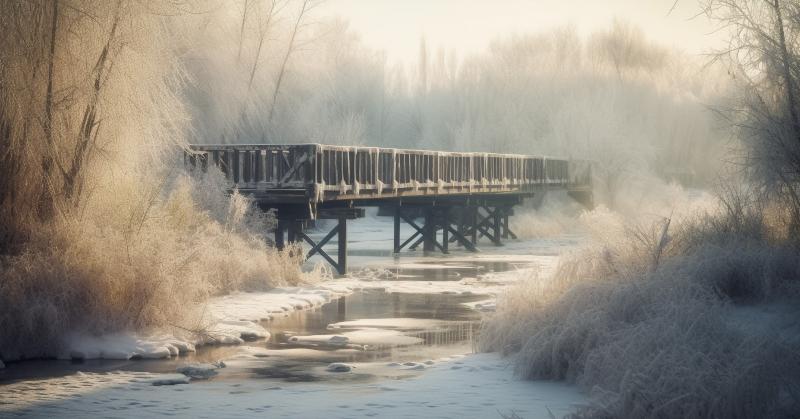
[0,211,588,418]
[0,353,584,418]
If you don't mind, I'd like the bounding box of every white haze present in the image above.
[317,0,727,64]
[183,2,733,211]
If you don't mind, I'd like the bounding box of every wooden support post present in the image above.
[337,215,348,275]
[393,206,401,254]
[287,220,302,243]
[423,208,436,252]
[456,209,465,247]
[492,207,502,246]
[471,207,478,244]
[398,212,425,252]
[441,209,449,253]
[502,208,509,239]
[275,219,287,250]
[337,296,346,322]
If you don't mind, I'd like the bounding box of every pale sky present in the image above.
[317,0,726,64]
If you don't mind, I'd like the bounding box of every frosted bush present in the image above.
[0,170,309,361]
[482,205,800,418]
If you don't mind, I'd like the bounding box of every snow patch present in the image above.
[61,332,196,361]
[203,320,269,344]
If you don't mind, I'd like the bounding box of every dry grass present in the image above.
[0,2,314,361]
[0,169,311,361]
[482,198,800,418]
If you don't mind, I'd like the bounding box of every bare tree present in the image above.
[237,0,250,63]
[267,0,321,124]
[247,0,283,91]
[0,0,186,252]
[703,0,800,227]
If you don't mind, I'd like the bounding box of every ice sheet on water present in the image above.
[176,363,223,379]
[328,318,450,331]
[325,362,353,372]
[287,329,422,348]
[148,374,191,386]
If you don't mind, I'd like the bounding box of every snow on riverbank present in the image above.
[0,353,585,418]
[56,285,354,362]
[50,251,551,363]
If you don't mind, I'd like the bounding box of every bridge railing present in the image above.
[186,144,586,202]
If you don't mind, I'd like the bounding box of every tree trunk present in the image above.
[38,0,59,220]
[268,0,308,124]
[236,0,249,63]
[63,0,122,201]
[772,0,799,141]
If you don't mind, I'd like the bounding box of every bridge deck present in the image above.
[186,144,591,209]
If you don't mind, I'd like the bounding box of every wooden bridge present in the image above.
[186,144,593,274]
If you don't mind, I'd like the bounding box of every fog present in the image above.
[1,1,798,418]
[318,0,726,63]
[185,1,732,210]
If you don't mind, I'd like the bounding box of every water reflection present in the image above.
[0,291,485,384]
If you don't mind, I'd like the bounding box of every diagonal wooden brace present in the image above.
[446,224,477,252]
[298,229,340,272]
[279,152,309,184]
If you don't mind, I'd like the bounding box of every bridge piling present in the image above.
[337,214,348,274]
[422,208,437,253]
[393,208,401,254]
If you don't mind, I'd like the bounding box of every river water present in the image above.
[0,215,582,389]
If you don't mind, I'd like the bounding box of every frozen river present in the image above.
[0,213,587,418]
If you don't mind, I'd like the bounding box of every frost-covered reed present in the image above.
[482,194,800,418]
[0,2,312,361]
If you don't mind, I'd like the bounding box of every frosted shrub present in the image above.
[0,2,311,361]
[482,206,800,418]
[0,170,308,361]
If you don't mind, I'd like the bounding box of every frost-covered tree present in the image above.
[0,0,186,251]
[704,0,800,228]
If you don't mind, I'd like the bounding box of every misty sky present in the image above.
[318,0,725,63]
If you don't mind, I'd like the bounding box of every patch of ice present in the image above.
[176,363,222,379]
[148,374,191,386]
[327,335,350,345]
[326,363,353,372]
[340,329,422,346]
[463,299,497,312]
[328,318,448,331]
